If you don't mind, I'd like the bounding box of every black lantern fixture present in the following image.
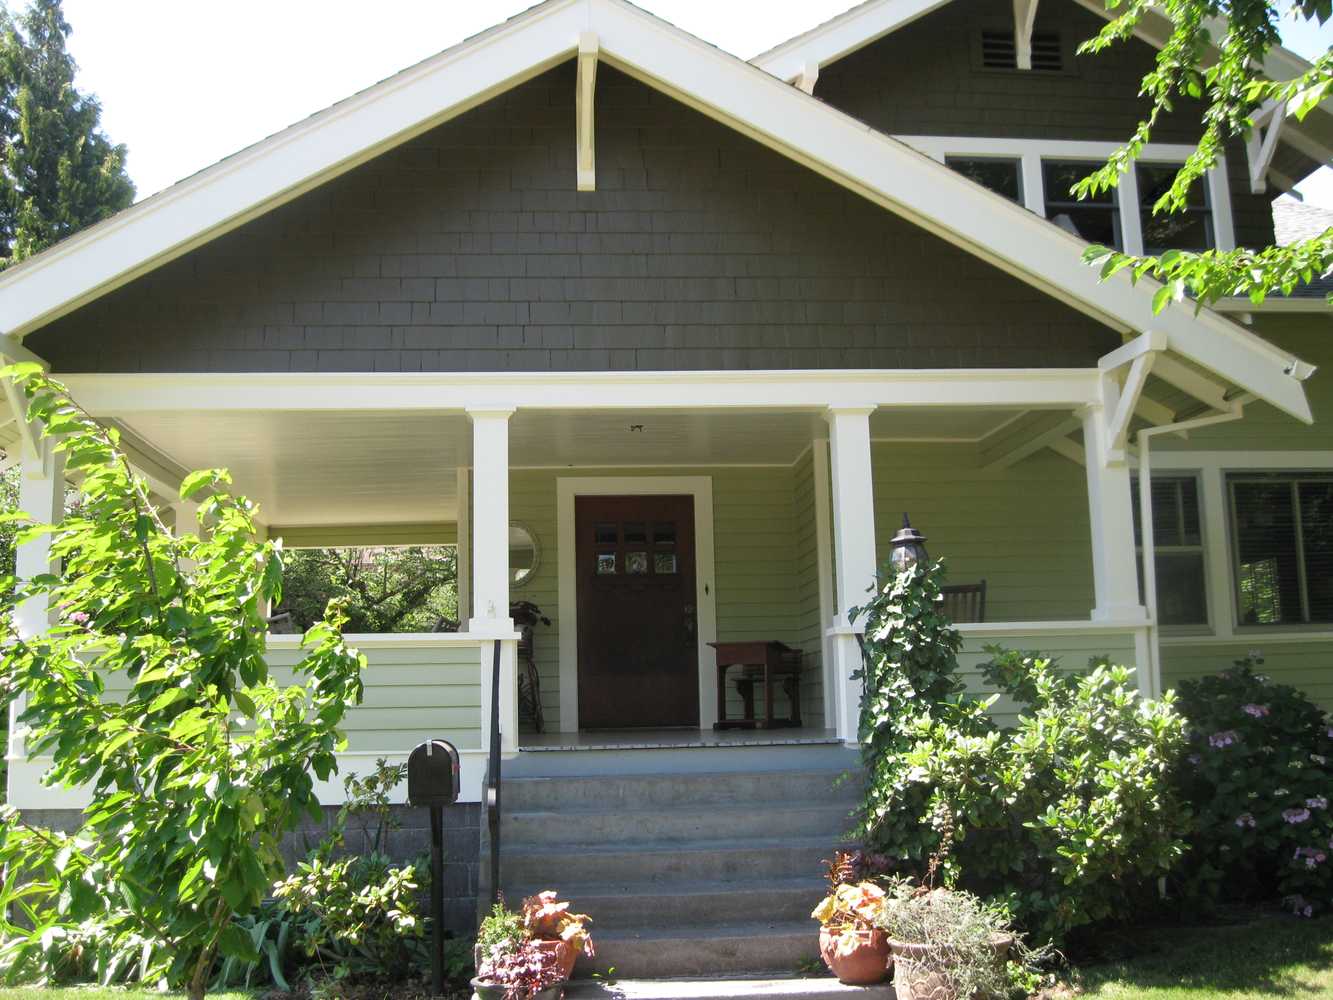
[889,513,928,573]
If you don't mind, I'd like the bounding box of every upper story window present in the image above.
[910,136,1236,257]
[1132,475,1208,627]
[1044,160,1123,249]
[944,157,1022,203]
[1230,473,1333,626]
[1137,163,1214,254]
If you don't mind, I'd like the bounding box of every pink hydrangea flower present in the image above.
[68,611,90,625]
[1242,703,1270,718]
[1283,808,1312,825]
[1306,796,1328,810]
[1235,813,1256,828]
[1209,731,1239,749]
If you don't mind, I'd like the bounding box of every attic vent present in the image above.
[979,30,1063,71]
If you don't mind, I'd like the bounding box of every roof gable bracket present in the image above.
[1014,0,1040,70]
[797,60,819,95]
[577,32,599,192]
[1246,98,1286,194]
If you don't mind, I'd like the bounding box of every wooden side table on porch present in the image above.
[709,640,802,730]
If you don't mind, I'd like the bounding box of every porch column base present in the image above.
[825,622,864,747]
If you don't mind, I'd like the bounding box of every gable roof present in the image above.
[750,0,1333,185]
[0,0,1312,421]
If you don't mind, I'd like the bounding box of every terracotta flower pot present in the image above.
[532,937,579,980]
[889,935,1013,1000]
[819,925,891,985]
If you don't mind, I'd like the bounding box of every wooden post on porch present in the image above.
[467,408,519,754]
[824,407,877,746]
[1081,378,1151,693]
[8,435,64,790]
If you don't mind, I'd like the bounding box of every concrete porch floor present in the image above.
[517,727,840,751]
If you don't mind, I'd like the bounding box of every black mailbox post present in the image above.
[407,739,460,996]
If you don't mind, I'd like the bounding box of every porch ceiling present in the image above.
[110,405,1028,529]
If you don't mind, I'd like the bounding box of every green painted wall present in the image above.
[871,442,1096,621]
[1155,314,1333,452]
[265,641,482,752]
[1161,641,1333,711]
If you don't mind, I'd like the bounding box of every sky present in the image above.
[55,1,1333,206]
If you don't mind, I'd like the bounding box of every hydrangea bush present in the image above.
[853,560,1189,945]
[1172,660,1333,917]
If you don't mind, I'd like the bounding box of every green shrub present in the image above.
[853,561,1189,944]
[1171,660,1333,917]
[0,368,365,1000]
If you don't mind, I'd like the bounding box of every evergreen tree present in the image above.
[0,0,133,264]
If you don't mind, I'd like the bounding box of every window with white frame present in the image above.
[1131,474,1208,626]
[907,136,1236,257]
[1229,473,1333,626]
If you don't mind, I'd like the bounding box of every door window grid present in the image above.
[592,520,678,577]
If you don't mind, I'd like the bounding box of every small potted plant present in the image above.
[473,939,565,1000]
[879,884,1015,1000]
[810,852,891,985]
[521,890,595,980]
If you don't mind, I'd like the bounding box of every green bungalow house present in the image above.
[2,0,1330,975]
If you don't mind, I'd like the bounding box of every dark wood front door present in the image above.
[576,495,699,729]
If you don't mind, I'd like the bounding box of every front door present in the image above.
[576,495,699,729]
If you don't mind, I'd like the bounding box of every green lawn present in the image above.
[1066,916,1333,999]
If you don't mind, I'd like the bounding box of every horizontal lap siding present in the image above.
[30,65,1119,374]
[265,642,482,752]
[815,0,1279,249]
[958,630,1139,727]
[871,443,1094,621]
[1162,641,1333,712]
[508,466,805,731]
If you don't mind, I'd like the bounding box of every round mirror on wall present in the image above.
[509,522,539,587]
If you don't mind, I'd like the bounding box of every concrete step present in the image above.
[501,768,860,811]
[501,837,846,886]
[506,743,859,778]
[562,977,894,999]
[504,802,853,847]
[576,921,826,979]
[502,876,827,929]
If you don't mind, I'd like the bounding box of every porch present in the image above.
[7,367,1156,804]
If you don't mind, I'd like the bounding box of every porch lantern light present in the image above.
[889,513,928,573]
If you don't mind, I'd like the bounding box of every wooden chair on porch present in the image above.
[941,580,987,623]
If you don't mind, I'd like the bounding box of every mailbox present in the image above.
[407,739,460,807]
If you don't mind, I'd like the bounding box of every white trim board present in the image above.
[64,369,1105,414]
[555,475,718,733]
[0,0,1310,421]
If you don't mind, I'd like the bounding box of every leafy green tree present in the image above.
[277,545,458,634]
[0,0,134,263]
[1080,0,1332,308]
[0,366,365,999]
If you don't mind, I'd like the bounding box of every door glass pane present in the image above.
[654,552,677,575]
[626,551,648,575]
[653,522,676,545]
[623,522,648,544]
[1232,481,1302,624]
[1299,481,1333,622]
[593,522,617,545]
[596,552,617,575]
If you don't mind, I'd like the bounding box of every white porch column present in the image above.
[8,437,65,781]
[1081,381,1149,629]
[467,409,518,754]
[823,407,877,746]
[455,466,471,629]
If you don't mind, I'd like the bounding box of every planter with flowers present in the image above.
[810,852,891,985]
[472,892,595,998]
